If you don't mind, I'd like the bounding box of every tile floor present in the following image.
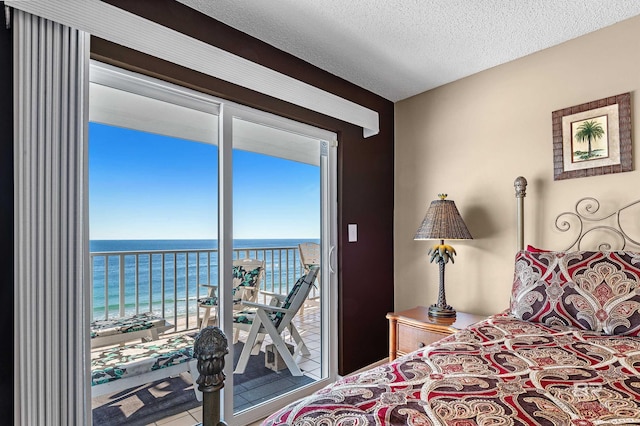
[130,303,322,426]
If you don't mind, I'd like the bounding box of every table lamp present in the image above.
[414,194,473,317]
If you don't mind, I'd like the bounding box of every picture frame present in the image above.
[552,93,632,180]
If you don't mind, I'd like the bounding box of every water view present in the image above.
[90,238,319,320]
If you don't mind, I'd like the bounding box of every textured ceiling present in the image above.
[177,0,640,102]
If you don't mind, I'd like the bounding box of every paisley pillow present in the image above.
[510,250,640,336]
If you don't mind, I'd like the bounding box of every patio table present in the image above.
[90,312,173,348]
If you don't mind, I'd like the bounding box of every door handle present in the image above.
[328,245,335,274]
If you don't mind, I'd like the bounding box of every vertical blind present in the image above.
[13,9,90,425]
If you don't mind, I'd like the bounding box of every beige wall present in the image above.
[394,15,640,316]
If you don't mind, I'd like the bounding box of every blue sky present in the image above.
[89,123,320,240]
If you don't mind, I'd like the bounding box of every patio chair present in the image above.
[298,242,320,313]
[197,258,265,330]
[232,266,320,376]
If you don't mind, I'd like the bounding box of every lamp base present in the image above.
[428,304,457,318]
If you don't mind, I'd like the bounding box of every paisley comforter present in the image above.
[264,313,640,425]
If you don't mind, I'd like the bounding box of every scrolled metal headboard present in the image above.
[555,198,640,251]
[514,176,640,252]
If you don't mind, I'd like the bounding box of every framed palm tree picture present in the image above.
[552,92,632,180]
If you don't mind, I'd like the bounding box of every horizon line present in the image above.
[90,237,320,240]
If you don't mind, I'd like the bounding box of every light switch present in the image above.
[348,224,358,242]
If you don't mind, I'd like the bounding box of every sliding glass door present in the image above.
[227,113,326,415]
[220,106,338,423]
[89,61,337,425]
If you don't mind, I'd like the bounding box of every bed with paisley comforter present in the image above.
[264,179,640,426]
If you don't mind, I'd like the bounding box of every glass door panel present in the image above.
[88,62,221,421]
[224,112,336,422]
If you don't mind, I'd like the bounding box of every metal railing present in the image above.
[89,245,317,331]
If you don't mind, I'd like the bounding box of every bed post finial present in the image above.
[514,177,527,251]
[194,326,229,426]
[514,176,527,198]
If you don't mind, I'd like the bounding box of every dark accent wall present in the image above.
[0,2,14,420]
[98,0,395,374]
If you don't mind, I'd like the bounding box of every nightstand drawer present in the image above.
[397,323,447,354]
[387,307,487,361]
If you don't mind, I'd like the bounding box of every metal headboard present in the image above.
[514,176,640,252]
[554,198,640,251]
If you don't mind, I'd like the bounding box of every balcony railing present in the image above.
[90,246,314,331]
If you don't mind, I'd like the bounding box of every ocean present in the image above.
[90,239,318,320]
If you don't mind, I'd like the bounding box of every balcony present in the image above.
[90,243,321,425]
[90,244,319,325]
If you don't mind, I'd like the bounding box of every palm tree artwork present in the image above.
[573,118,606,161]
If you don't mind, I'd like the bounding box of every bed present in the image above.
[263,177,640,425]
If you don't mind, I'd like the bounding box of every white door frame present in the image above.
[88,61,339,425]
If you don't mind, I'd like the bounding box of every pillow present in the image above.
[232,265,262,295]
[233,265,262,286]
[510,250,640,336]
[526,245,551,253]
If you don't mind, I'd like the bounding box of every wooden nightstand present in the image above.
[386,306,486,361]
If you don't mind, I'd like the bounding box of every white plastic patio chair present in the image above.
[232,266,320,376]
[197,258,265,330]
[298,242,320,313]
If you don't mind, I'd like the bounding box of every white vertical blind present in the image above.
[13,9,90,425]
